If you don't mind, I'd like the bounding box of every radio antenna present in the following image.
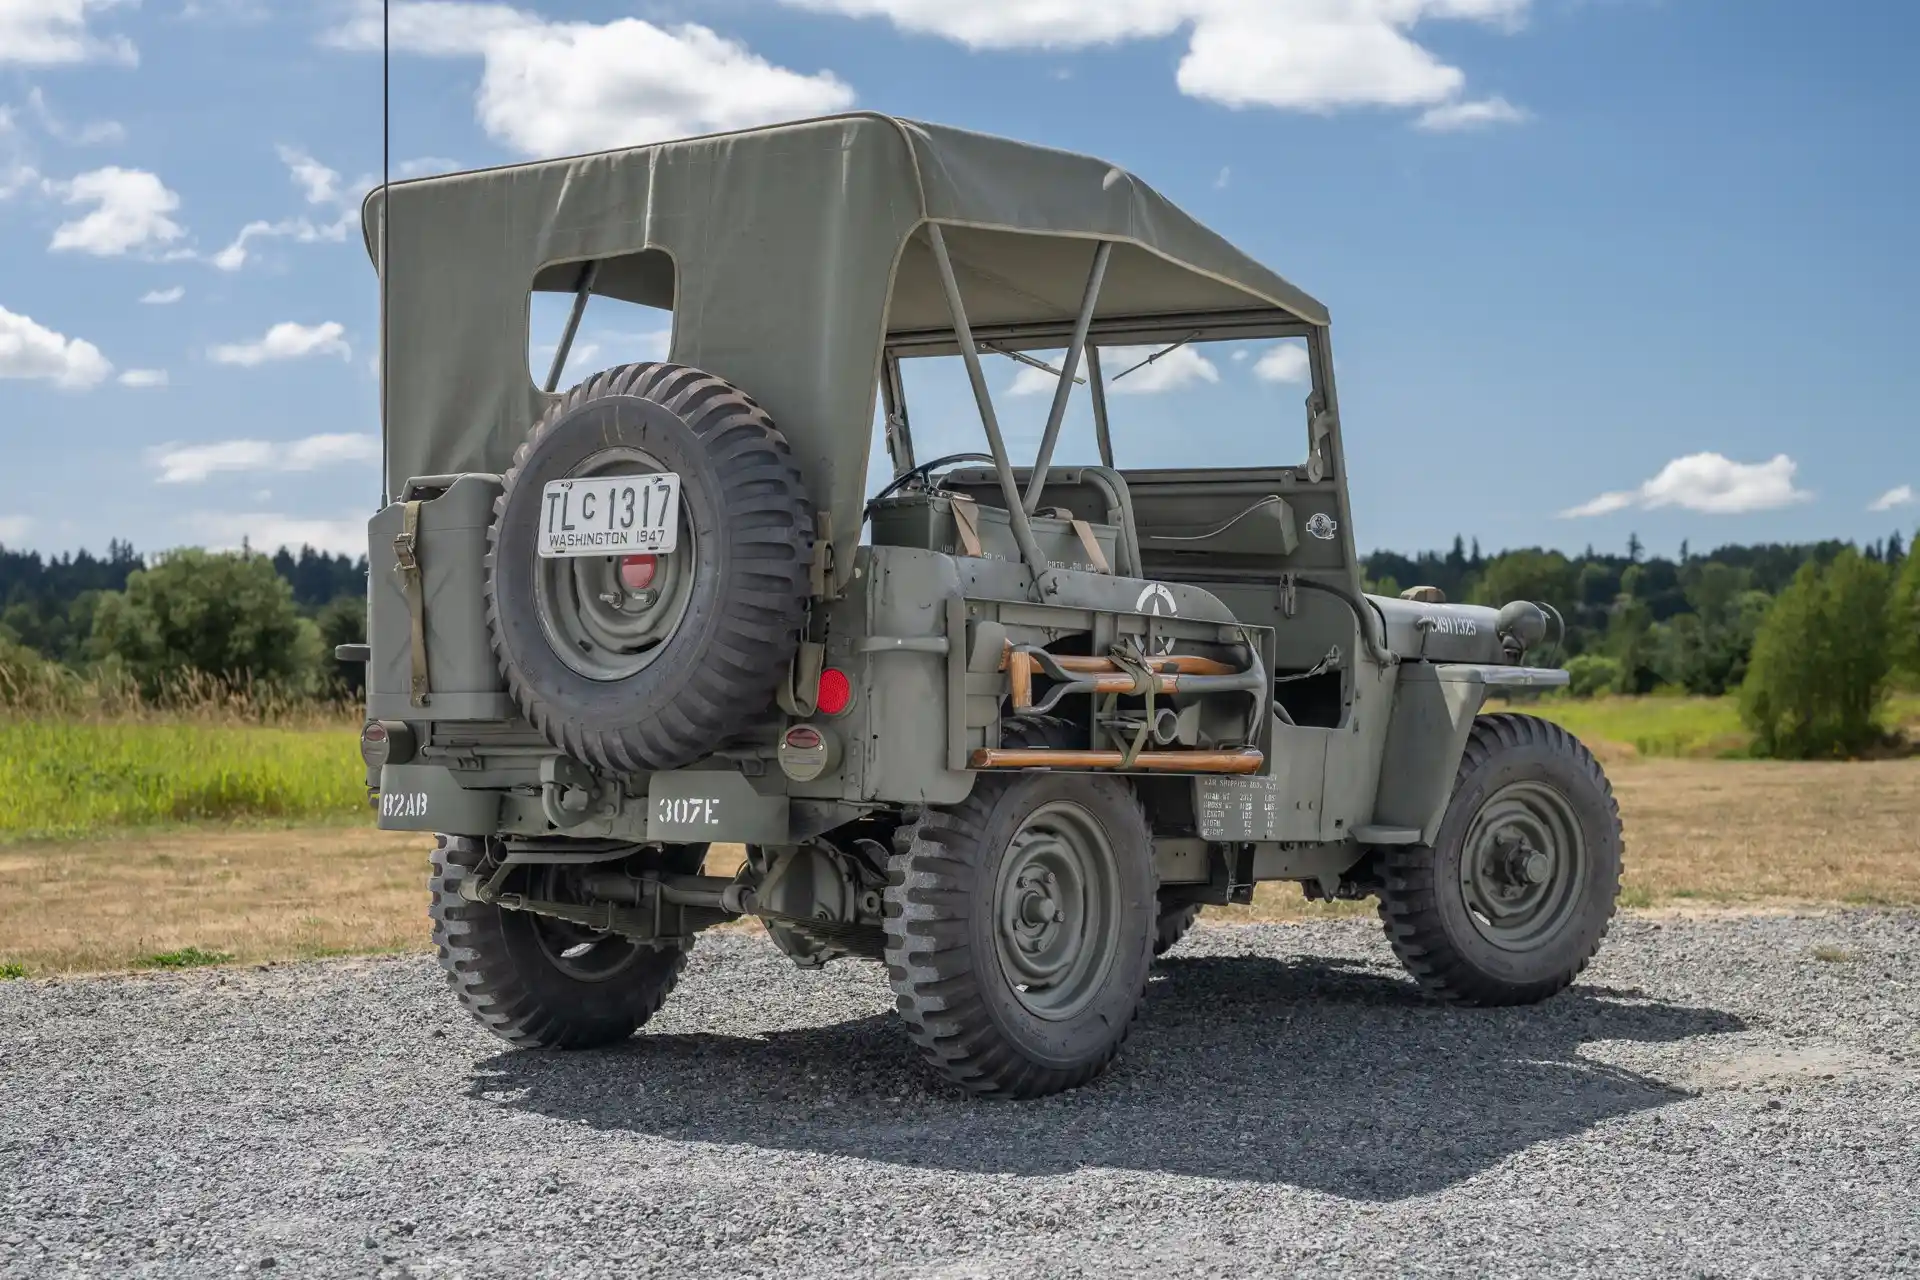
[378,0,392,508]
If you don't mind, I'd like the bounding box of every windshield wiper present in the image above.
[980,342,1086,386]
[1109,331,1202,383]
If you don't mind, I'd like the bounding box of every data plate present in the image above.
[538,474,681,558]
[1195,774,1285,841]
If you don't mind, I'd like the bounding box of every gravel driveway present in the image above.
[2,912,1916,1279]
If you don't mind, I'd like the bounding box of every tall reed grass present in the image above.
[1,650,367,840]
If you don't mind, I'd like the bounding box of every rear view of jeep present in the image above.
[354,114,1621,1099]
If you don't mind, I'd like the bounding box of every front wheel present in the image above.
[884,725,1157,1099]
[1376,714,1623,1006]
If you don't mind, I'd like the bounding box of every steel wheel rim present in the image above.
[1458,779,1588,951]
[992,800,1121,1021]
[533,446,697,682]
[526,866,647,981]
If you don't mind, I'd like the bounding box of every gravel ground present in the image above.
[2,912,1917,1280]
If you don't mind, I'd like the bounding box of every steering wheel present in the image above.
[863,452,996,522]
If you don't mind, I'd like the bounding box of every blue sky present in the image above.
[1,0,1915,562]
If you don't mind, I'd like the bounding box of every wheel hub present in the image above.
[1458,780,1588,952]
[992,801,1122,1020]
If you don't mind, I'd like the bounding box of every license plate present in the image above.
[538,474,681,558]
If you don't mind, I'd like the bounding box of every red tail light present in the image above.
[816,667,853,716]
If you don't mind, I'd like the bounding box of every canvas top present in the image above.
[362,113,1328,564]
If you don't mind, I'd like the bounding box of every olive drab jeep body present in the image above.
[351,115,1622,1098]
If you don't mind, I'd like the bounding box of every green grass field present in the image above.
[4,690,1913,843]
[1497,691,1920,759]
[0,720,368,842]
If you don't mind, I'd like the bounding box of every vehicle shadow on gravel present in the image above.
[465,953,1746,1201]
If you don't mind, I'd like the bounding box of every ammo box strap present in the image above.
[393,500,431,706]
[950,496,983,558]
[1070,518,1112,574]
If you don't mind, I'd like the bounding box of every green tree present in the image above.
[316,595,369,698]
[1605,594,1656,692]
[1740,550,1893,758]
[1891,537,1920,682]
[1650,563,1770,695]
[91,549,316,697]
[1563,653,1623,698]
[1470,549,1577,611]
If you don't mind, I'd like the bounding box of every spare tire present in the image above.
[486,362,813,773]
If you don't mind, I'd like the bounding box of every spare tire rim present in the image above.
[993,800,1121,1021]
[534,446,698,682]
[1459,779,1588,952]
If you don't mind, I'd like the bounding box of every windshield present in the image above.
[867,334,1318,498]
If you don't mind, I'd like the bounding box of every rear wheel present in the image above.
[1376,714,1622,1006]
[884,721,1157,1099]
[429,836,694,1048]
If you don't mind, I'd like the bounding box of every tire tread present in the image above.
[1375,712,1623,1007]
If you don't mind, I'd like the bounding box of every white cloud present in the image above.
[48,167,185,256]
[1214,165,1230,190]
[1005,364,1057,397]
[26,86,124,144]
[1253,341,1309,383]
[152,432,379,483]
[1416,95,1528,131]
[780,0,1531,124]
[1560,453,1812,519]
[140,285,184,304]
[181,512,366,556]
[117,367,167,387]
[0,515,31,543]
[209,214,353,270]
[278,144,339,204]
[1105,343,1219,394]
[326,2,856,155]
[1868,484,1915,513]
[0,160,37,201]
[208,321,350,366]
[0,0,138,66]
[207,147,454,271]
[0,304,112,388]
[179,0,271,20]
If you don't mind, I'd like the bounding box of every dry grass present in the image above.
[0,827,435,974]
[1601,756,1920,907]
[1,760,1915,975]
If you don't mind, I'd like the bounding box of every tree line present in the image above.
[1367,532,1920,756]
[3,533,1916,757]
[0,542,369,701]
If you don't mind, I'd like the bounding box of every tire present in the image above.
[429,835,691,1048]
[1153,902,1201,956]
[884,719,1157,1099]
[486,362,813,774]
[1376,713,1623,1006]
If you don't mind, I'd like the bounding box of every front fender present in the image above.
[1368,664,1569,843]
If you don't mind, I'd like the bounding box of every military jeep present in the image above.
[350,114,1621,1099]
